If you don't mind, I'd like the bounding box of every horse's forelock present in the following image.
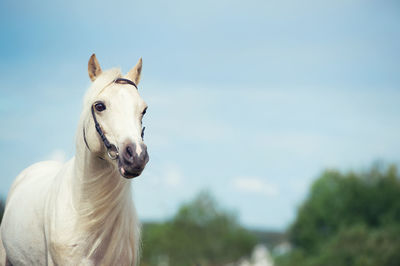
[83,68,122,106]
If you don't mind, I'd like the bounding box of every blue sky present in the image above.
[0,0,399,230]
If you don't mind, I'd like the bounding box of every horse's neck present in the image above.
[73,150,132,225]
[48,119,139,264]
[72,114,132,217]
[68,132,138,262]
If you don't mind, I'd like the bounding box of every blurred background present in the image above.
[1,0,400,265]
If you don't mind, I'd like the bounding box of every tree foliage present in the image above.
[141,191,257,266]
[277,164,400,266]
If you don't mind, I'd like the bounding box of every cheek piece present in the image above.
[91,103,119,160]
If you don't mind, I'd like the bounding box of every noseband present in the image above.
[83,78,138,160]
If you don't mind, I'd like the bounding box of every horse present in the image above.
[0,54,149,266]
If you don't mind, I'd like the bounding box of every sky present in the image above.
[0,0,399,230]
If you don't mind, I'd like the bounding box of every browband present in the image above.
[114,78,138,89]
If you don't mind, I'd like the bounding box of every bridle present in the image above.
[83,77,138,160]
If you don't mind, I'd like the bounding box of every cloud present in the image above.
[46,149,67,162]
[232,177,279,197]
[163,163,183,188]
[289,179,313,194]
[139,162,184,189]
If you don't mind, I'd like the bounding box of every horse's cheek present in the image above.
[86,126,103,154]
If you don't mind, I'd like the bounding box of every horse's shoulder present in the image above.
[7,160,65,200]
[25,160,65,174]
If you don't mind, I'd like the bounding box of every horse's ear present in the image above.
[126,58,142,85]
[88,54,102,81]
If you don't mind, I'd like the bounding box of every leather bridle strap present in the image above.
[114,78,138,89]
[91,104,119,160]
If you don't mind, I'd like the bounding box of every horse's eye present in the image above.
[94,102,106,112]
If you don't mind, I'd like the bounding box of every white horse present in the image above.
[0,54,149,266]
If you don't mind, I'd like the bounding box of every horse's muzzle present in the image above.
[118,142,149,179]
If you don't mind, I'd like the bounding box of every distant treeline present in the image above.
[141,191,257,266]
[276,164,400,266]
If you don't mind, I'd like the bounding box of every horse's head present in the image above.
[83,54,149,179]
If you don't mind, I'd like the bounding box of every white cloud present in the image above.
[135,162,185,189]
[232,177,279,197]
[289,178,313,194]
[46,149,67,163]
[163,164,183,188]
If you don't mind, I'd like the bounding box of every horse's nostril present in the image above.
[126,145,133,158]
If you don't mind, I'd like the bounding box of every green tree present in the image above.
[141,191,257,266]
[277,164,400,266]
